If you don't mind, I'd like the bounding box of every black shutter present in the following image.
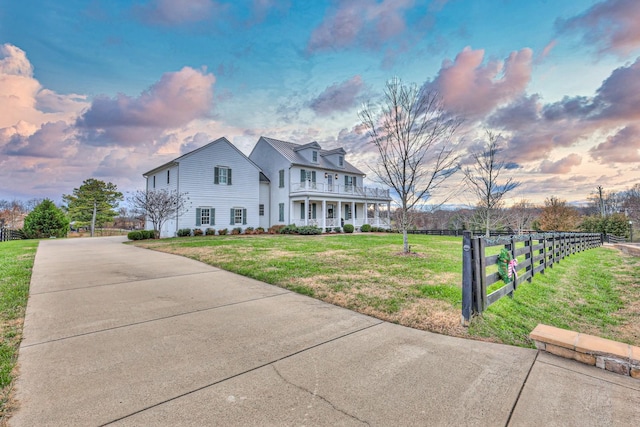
[196,208,201,226]
[242,209,247,225]
[227,169,232,185]
[230,208,234,225]
[212,208,215,225]
[214,167,219,184]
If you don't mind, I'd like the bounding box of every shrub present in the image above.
[245,226,254,235]
[370,226,378,232]
[193,228,204,236]
[127,231,143,240]
[361,224,371,232]
[255,227,265,234]
[23,199,69,239]
[142,230,155,239]
[177,228,192,237]
[268,225,286,234]
[297,226,322,235]
[218,228,228,235]
[280,224,299,234]
[231,227,242,235]
[205,228,216,236]
[334,227,342,233]
[343,224,354,233]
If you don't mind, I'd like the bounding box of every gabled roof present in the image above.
[292,141,321,152]
[143,137,263,177]
[258,136,365,176]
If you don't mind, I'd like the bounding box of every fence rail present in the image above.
[0,228,24,242]
[406,229,544,237]
[461,231,602,323]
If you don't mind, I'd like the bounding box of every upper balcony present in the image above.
[290,182,391,200]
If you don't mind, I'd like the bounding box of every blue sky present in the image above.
[1,0,639,206]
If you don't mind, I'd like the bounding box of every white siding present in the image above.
[249,138,292,225]
[169,139,262,237]
[259,182,270,229]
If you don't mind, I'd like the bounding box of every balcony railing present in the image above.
[291,182,390,199]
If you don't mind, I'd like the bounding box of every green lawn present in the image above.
[0,239,37,420]
[135,234,640,347]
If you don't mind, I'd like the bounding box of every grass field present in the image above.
[0,240,37,422]
[134,233,640,347]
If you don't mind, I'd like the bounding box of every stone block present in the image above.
[604,359,630,376]
[545,343,576,360]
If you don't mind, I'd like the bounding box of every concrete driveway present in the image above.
[11,236,640,426]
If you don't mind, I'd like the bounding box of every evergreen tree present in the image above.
[63,179,123,237]
[23,199,69,238]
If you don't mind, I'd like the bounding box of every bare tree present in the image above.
[507,199,537,234]
[129,189,189,238]
[359,78,463,253]
[462,131,520,237]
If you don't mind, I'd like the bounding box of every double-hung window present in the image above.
[230,208,247,225]
[196,208,214,226]
[214,167,232,185]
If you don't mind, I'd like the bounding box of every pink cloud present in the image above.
[76,67,215,145]
[307,0,415,53]
[309,75,365,116]
[0,44,88,128]
[2,121,77,159]
[592,57,640,121]
[590,125,640,163]
[539,154,582,174]
[424,47,533,118]
[134,0,222,26]
[557,0,640,56]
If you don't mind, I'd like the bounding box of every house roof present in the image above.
[142,137,263,177]
[258,136,365,176]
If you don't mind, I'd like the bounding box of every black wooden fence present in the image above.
[0,228,23,242]
[461,231,602,323]
[406,229,532,236]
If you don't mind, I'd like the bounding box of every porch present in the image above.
[290,198,391,230]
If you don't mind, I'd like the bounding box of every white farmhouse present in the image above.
[143,136,391,237]
[249,137,391,231]
[143,137,268,238]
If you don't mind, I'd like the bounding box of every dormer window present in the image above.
[312,150,318,163]
[338,156,344,167]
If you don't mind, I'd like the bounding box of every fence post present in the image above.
[526,234,534,282]
[461,231,473,325]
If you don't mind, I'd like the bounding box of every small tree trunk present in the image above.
[91,202,96,237]
[403,229,409,253]
[485,212,490,238]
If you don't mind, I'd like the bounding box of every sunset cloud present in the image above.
[309,75,365,116]
[590,125,640,163]
[133,0,222,26]
[539,154,582,174]
[76,67,215,145]
[307,0,415,52]
[424,47,533,118]
[557,0,640,56]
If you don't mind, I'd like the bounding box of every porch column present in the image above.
[375,203,379,227]
[364,201,368,225]
[305,196,309,226]
[321,199,326,231]
[351,201,356,226]
[337,201,342,228]
[289,201,294,225]
[387,201,391,227]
